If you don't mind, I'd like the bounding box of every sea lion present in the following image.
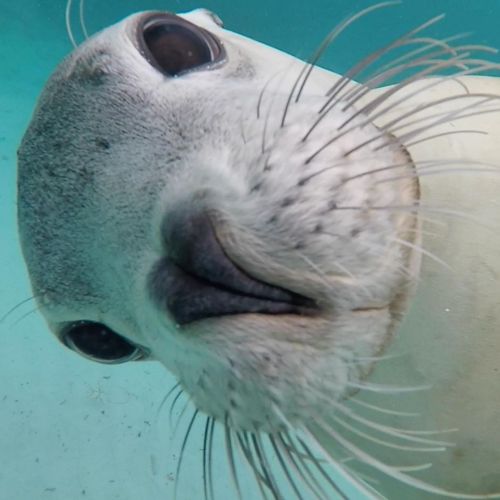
[17,4,500,499]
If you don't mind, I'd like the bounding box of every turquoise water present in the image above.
[1,1,499,499]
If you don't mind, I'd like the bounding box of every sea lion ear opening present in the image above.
[135,12,226,77]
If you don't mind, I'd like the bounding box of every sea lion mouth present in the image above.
[149,210,317,325]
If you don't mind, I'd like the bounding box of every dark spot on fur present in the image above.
[250,181,262,193]
[328,200,338,210]
[294,241,306,250]
[350,228,361,238]
[281,197,295,207]
[229,399,238,409]
[95,137,110,150]
[313,223,323,233]
[297,177,309,187]
[268,215,278,225]
[263,163,272,172]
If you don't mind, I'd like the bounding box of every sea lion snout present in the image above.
[148,206,316,325]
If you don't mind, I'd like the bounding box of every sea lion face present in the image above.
[18,10,418,432]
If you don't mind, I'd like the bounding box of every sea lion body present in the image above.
[17,8,500,498]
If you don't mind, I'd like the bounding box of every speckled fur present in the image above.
[18,10,419,436]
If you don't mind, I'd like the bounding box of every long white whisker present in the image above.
[313,418,500,499]
[323,14,446,109]
[284,0,401,126]
[403,129,488,148]
[349,397,419,417]
[65,0,77,48]
[347,380,432,394]
[389,236,451,271]
[328,400,456,446]
[331,413,447,452]
[362,62,500,129]
[378,165,500,186]
[79,0,89,39]
[342,94,499,157]
[300,426,382,499]
[276,433,327,500]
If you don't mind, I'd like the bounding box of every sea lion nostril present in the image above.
[149,210,316,324]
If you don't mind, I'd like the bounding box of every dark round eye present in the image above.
[137,12,225,77]
[62,321,145,364]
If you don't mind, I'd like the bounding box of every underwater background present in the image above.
[1,1,499,498]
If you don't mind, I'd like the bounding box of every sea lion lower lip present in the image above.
[149,259,317,325]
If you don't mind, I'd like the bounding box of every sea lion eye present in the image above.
[62,321,145,364]
[137,12,225,76]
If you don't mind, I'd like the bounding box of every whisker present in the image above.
[358,63,500,132]
[65,0,78,48]
[379,93,499,134]
[10,307,40,328]
[350,351,408,363]
[341,58,499,130]
[403,129,488,148]
[331,413,447,452]
[282,1,400,127]
[341,45,496,113]
[388,105,500,147]
[0,295,37,324]
[207,418,216,500]
[257,62,299,121]
[300,426,382,499]
[328,38,468,121]
[268,434,304,500]
[313,417,499,499]
[173,408,199,500]
[155,381,181,419]
[349,397,419,417]
[295,435,349,500]
[252,433,281,499]
[328,203,494,231]
[79,0,89,39]
[276,433,327,500]
[389,236,451,271]
[326,14,446,103]
[337,78,498,158]
[202,416,211,500]
[273,406,349,499]
[347,380,432,394]
[224,414,242,500]
[374,33,472,75]
[168,387,185,429]
[329,400,456,446]
[236,431,272,499]
[378,165,500,186]
[172,395,191,437]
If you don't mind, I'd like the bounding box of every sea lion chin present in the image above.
[17,5,500,499]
